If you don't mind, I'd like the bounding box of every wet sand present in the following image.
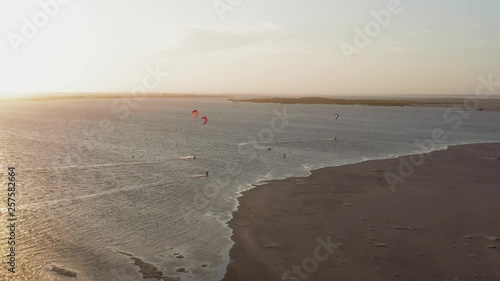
[223,143,500,281]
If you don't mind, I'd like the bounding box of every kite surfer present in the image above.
[205,171,209,177]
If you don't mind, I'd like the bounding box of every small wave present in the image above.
[301,164,313,171]
[179,156,196,160]
[25,161,165,171]
[480,157,500,160]
[238,138,336,146]
[190,174,207,178]
[263,171,273,180]
[2,181,163,211]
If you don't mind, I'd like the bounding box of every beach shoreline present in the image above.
[222,142,500,281]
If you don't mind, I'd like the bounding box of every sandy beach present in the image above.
[223,143,500,281]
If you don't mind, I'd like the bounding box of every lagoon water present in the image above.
[1,98,500,281]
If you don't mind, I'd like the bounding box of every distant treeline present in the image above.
[229,97,448,107]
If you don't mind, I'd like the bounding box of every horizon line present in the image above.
[2,93,500,103]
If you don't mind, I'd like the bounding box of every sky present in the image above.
[0,0,499,97]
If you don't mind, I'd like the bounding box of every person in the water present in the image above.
[193,155,196,159]
[206,171,209,177]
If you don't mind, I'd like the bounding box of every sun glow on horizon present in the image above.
[1,0,500,96]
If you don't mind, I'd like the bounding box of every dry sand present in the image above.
[223,143,500,281]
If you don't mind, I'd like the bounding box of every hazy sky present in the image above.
[1,0,499,97]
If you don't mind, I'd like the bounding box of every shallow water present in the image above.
[0,98,499,280]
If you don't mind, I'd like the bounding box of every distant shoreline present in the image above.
[229,97,500,111]
[0,94,228,102]
[230,97,446,107]
[2,95,500,111]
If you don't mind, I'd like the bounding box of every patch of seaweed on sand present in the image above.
[118,251,180,281]
[50,265,78,278]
